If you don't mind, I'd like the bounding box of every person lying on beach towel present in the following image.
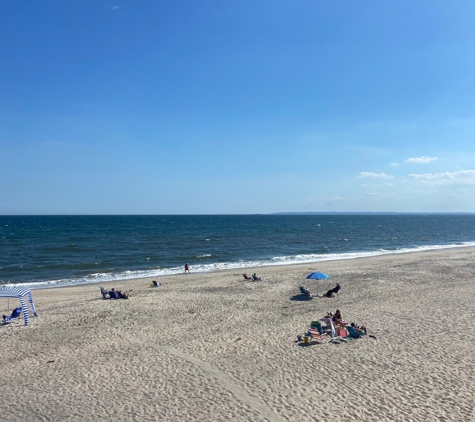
[324,283,341,298]
[243,274,252,280]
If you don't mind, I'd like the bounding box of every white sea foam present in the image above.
[5,241,475,290]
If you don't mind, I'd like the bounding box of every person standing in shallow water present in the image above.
[185,262,190,273]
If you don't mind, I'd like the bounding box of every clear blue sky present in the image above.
[2,0,475,214]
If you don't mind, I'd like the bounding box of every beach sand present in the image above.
[1,248,474,421]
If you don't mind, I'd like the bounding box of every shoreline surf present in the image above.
[4,241,475,290]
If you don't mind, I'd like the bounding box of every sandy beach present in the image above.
[1,248,474,421]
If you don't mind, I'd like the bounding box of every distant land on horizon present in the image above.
[1,212,475,217]
[272,212,475,215]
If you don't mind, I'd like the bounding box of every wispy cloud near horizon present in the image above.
[358,172,392,178]
[409,170,475,185]
[326,196,346,202]
[405,156,439,164]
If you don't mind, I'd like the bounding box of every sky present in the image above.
[1,0,475,214]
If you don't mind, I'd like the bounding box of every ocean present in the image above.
[1,214,475,289]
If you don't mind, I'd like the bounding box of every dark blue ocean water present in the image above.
[1,214,475,288]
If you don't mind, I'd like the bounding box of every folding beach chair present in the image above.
[310,321,324,332]
[308,328,327,344]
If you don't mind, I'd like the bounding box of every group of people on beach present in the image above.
[323,309,368,338]
[102,288,129,300]
[300,283,341,298]
[299,280,370,339]
[242,273,262,281]
[99,267,370,341]
[185,263,264,283]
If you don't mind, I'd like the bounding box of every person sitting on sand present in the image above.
[324,283,341,298]
[347,322,367,338]
[353,322,367,335]
[151,280,161,287]
[252,273,261,281]
[332,309,345,328]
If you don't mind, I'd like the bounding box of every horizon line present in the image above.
[1,211,474,217]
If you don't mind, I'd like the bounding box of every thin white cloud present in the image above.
[112,6,120,10]
[409,170,475,185]
[358,172,392,178]
[390,162,399,166]
[326,196,345,202]
[405,156,438,164]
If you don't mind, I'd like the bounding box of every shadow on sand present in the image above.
[289,294,314,302]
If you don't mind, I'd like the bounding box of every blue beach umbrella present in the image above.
[306,272,330,295]
[306,272,330,280]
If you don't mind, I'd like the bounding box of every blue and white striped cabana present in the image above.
[0,287,39,326]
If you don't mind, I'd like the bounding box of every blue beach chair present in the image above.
[2,307,22,325]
